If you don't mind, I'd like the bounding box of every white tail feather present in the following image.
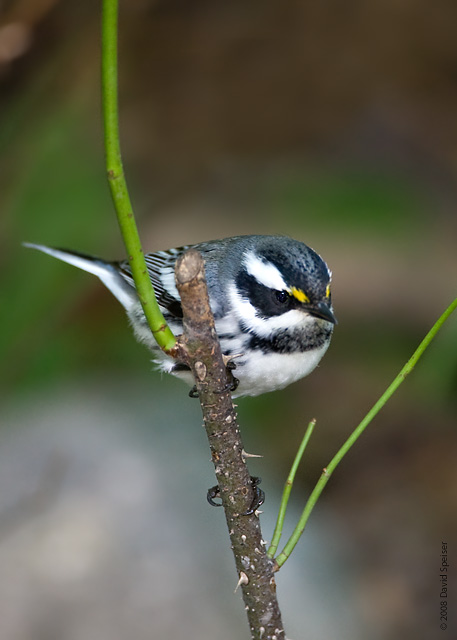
[23,243,138,311]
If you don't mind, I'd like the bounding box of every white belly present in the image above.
[232,342,330,397]
[150,313,331,397]
[155,341,329,398]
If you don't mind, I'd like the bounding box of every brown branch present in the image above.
[172,249,285,640]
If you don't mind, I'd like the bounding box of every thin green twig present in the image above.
[101,0,176,352]
[267,419,316,559]
[275,295,457,568]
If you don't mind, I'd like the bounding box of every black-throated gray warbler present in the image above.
[25,235,336,397]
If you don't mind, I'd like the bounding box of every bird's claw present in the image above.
[221,358,239,393]
[207,484,222,507]
[241,476,265,515]
[206,476,265,515]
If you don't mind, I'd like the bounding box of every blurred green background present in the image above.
[1,1,456,639]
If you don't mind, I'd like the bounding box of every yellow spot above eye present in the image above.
[290,287,310,304]
[325,284,331,298]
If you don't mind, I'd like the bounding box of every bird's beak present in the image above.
[309,301,338,325]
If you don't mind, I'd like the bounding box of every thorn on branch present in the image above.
[235,571,249,592]
[242,449,263,459]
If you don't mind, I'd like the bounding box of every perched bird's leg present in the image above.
[219,356,240,393]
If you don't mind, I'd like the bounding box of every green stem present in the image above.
[275,295,457,568]
[101,0,176,352]
[267,419,316,559]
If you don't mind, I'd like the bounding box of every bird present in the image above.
[24,235,336,398]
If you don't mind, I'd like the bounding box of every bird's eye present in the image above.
[275,290,288,304]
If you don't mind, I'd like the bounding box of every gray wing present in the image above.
[117,238,239,320]
[117,247,190,319]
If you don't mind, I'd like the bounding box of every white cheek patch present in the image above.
[228,282,258,324]
[243,251,287,291]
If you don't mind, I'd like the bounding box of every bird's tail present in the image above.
[23,243,138,311]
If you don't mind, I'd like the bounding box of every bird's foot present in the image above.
[206,476,265,515]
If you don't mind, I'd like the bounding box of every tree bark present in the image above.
[171,249,285,640]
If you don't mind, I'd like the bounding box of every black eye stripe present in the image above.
[236,271,294,317]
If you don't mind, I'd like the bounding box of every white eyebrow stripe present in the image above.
[243,251,288,291]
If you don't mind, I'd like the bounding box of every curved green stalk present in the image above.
[275,295,457,568]
[101,0,176,352]
[267,419,316,559]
